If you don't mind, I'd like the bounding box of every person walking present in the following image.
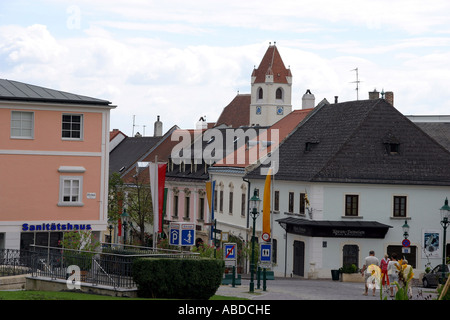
[380,254,390,291]
[387,253,399,297]
[361,250,379,296]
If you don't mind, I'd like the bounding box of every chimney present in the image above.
[196,116,207,130]
[385,91,394,106]
[334,96,338,103]
[153,115,162,137]
[302,89,315,109]
[369,89,379,100]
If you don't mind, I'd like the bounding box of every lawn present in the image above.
[0,290,243,300]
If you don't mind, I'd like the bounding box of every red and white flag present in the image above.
[149,162,167,234]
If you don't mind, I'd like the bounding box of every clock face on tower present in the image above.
[277,106,284,115]
[256,106,262,115]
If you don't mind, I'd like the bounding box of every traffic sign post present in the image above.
[259,243,272,291]
[401,238,411,254]
[169,222,196,246]
[259,243,272,267]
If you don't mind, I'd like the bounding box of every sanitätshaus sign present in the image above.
[277,217,391,239]
[22,223,92,232]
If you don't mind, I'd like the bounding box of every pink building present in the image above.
[0,79,115,250]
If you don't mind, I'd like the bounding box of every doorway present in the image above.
[293,240,305,277]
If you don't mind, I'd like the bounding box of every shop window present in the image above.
[387,245,417,268]
[342,244,359,269]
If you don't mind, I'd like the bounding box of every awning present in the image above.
[276,217,392,239]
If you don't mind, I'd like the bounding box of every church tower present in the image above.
[250,43,292,127]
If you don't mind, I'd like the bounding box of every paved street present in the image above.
[215,277,438,300]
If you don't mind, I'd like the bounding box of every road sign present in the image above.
[260,243,272,263]
[402,239,411,247]
[180,223,195,246]
[261,232,270,242]
[169,222,195,246]
[169,223,180,246]
[224,243,237,260]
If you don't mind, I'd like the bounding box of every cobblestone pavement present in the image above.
[215,278,438,300]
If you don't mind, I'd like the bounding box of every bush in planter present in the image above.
[132,258,224,299]
[339,264,358,273]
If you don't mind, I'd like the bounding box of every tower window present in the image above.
[258,87,263,100]
[276,88,283,100]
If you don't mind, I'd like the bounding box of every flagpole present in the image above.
[154,155,158,249]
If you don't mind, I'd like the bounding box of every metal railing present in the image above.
[0,249,33,276]
[1,244,200,289]
[28,244,200,289]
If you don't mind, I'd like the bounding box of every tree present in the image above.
[108,172,125,224]
[124,171,153,245]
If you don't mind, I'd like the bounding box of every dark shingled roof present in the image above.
[414,122,450,152]
[109,136,162,175]
[0,79,111,105]
[246,98,450,185]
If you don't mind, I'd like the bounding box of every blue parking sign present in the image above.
[260,243,272,263]
[169,223,180,245]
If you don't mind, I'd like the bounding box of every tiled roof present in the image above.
[246,99,450,185]
[213,108,313,168]
[120,126,186,184]
[215,94,250,127]
[251,45,291,84]
[414,122,450,152]
[0,79,111,105]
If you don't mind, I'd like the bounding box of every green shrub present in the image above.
[132,258,224,299]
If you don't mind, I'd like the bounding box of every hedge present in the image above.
[132,258,225,299]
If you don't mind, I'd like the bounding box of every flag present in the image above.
[206,180,215,240]
[149,162,167,234]
[262,168,272,239]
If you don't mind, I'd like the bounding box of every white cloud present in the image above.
[1,1,450,136]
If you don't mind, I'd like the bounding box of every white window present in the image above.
[58,176,83,206]
[62,114,83,140]
[11,111,34,139]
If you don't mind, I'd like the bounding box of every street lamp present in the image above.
[121,208,129,244]
[249,188,261,293]
[439,198,450,284]
[402,220,410,239]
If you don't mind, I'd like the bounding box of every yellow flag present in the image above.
[205,181,212,212]
[262,168,272,238]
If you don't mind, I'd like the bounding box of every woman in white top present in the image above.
[387,253,399,297]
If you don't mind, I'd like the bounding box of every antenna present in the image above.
[350,68,361,100]
[132,115,141,136]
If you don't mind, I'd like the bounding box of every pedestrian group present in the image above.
[360,250,411,297]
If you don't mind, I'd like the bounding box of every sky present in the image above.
[1,0,450,136]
